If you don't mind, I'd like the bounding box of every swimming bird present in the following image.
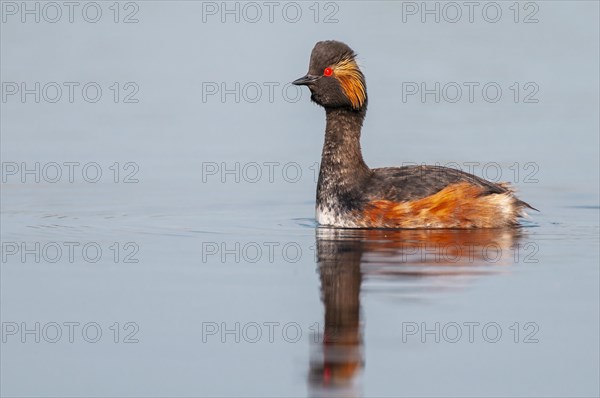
[292,40,534,228]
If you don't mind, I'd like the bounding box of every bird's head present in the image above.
[293,40,367,112]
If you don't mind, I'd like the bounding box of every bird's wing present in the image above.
[367,165,508,202]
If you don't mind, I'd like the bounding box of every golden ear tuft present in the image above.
[332,58,366,110]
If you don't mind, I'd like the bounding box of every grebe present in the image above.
[293,40,534,228]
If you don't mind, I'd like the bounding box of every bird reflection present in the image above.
[308,227,523,396]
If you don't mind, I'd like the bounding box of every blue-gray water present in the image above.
[1,1,599,397]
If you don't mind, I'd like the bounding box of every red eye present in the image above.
[323,67,333,76]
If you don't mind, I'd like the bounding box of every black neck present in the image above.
[317,107,371,200]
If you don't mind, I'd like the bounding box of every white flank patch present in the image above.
[316,206,358,228]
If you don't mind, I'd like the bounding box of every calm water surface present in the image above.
[1,2,599,397]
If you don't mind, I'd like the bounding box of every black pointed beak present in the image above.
[292,74,319,86]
